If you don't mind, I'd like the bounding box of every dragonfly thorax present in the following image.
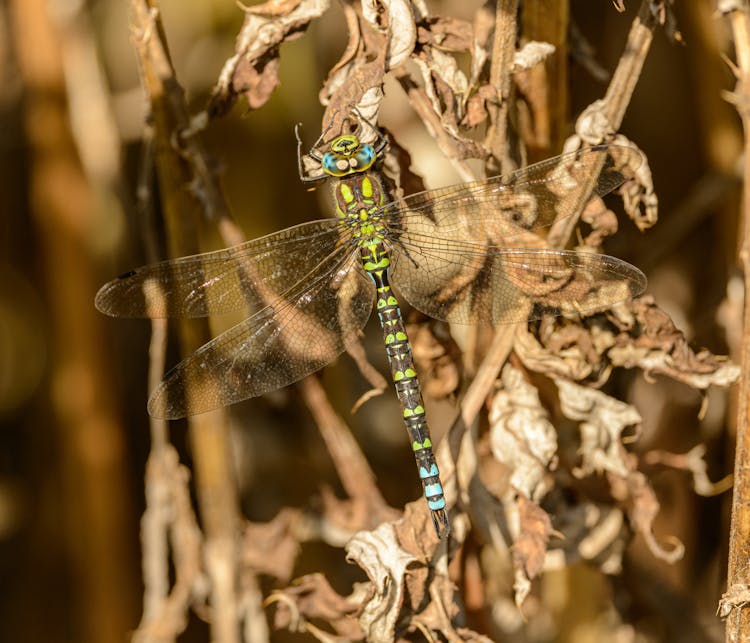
[332,171,388,246]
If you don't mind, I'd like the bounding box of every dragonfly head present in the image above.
[321,134,377,177]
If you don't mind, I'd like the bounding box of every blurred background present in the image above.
[0,0,742,641]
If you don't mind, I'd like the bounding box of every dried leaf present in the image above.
[345,523,419,641]
[550,499,627,574]
[209,0,330,115]
[611,134,659,230]
[416,17,473,52]
[361,0,416,69]
[607,297,741,388]
[556,378,641,478]
[511,495,553,607]
[644,445,733,496]
[719,584,750,619]
[327,1,362,79]
[574,99,617,145]
[412,48,468,139]
[488,364,557,499]
[406,569,464,639]
[616,470,685,563]
[322,55,386,134]
[515,322,599,382]
[462,84,498,129]
[518,297,738,399]
[407,319,461,400]
[579,196,620,248]
[555,380,683,564]
[513,41,555,71]
[242,509,301,582]
[269,573,363,640]
[318,487,401,540]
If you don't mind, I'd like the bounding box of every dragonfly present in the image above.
[96,123,647,538]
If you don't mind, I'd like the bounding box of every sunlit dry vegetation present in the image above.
[2,0,750,641]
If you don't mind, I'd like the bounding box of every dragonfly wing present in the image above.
[95,219,344,318]
[390,236,646,325]
[148,253,374,418]
[380,145,642,244]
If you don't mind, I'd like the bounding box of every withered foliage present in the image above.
[118,0,739,641]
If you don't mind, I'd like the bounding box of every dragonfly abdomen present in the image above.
[360,240,449,537]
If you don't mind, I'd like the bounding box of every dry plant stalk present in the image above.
[8,0,138,640]
[120,0,740,641]
[128,2,245,642]
[720,1,750,641]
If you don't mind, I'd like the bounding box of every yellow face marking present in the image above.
[331,134,358,154]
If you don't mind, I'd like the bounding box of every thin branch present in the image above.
[485,0,520,171]
[129,2,242,642]
[721,2,750,639]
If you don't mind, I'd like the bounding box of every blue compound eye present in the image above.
[321,138,377,176]
[322,152,350,177]
[322,152,338,174]
[355,144,376,171]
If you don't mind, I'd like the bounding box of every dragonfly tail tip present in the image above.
[431,509,450,540]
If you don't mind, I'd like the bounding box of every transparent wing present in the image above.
[389,234,646,325]
[378,144,642,245]
[95,219,347,318]
[148,251,374,419]
[382,144,645,323]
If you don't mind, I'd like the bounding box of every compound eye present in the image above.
[321,153,337,174]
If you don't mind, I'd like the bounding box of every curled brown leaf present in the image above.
[209,0,330,115]
[488,364,557,500]
[268,573,363,640]
[511,495,553,608]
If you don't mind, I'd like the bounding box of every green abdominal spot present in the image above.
[412,437,432,451]
[403,405,425,418]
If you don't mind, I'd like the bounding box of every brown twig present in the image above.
[297,376,400,534]
[10,0,138,639]
[519,0,569,154]
[484,0,519,172]
[720,1,750,638]
[549,0,659,249]
[129,2,242,641]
